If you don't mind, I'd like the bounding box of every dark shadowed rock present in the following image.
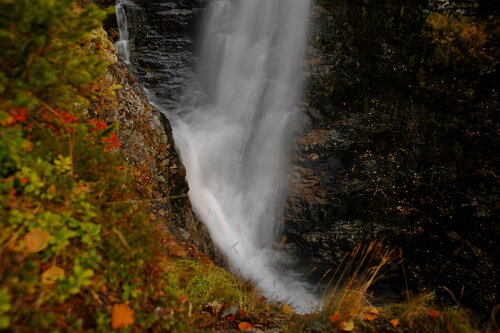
[284,0,499,316]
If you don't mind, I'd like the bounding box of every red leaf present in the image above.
[226,314,236,322]
[329,312,341,322]
[428,310,441,318]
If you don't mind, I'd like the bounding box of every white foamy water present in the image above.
[172,0,317,311]
[115,0,131,64]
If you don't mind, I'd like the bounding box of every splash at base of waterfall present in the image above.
[173,119,319,312]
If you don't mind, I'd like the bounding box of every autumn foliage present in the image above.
[0,0,191,331]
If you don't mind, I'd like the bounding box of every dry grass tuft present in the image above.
[321,240,396,319]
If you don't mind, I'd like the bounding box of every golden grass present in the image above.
[321,240,396,319]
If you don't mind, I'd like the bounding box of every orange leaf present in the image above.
[25,227,50,253]
[329,311,341,322]
[41,266,64,284]
[282,304,293,315]
[390,319,400,327]
[428,310,441,318]
[111,303,135,329]
[238,322,253,331]
[178,295,187,304]
[239,310,248,317]
[363,312,378,321]
[259,296,267,303]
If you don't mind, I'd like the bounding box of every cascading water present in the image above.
[115,0,131,64]
[173,0,316,310]
[115,0,318,311]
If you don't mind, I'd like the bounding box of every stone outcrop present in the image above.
[84,25,222,264]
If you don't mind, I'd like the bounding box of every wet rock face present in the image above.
[121,0,208,111]
[285,0,499,315]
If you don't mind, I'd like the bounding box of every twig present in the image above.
[112,226,130,249]
[103,194,188,205]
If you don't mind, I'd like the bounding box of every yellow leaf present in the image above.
[390,319,400,327]
[111,303,135,329]
[238,322,253,331]
[282,304,293,315]
[25,227,50,253]
[41,266,64,284]
[365,307,380,314]
[339,319,355,331]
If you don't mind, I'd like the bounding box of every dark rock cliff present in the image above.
[285,0,499,315]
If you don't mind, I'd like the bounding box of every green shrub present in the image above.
[0,1,194,330]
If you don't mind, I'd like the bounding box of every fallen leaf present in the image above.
[25,227,50,252]
[390,319,400,327]
[239,309,248,317]
[226,314,236,322]
[47,184,56,195]
[339,319,355,331]
[41,266,64,284]
[177,295,187,304]
[259,296,267,303]
[329,311,341,322]
[111,303,135,329]
[365,307,380,314]
[289,321,298,326]
[362,311,378,321]
[282,304,293,315]
[206,301,223,315]
[428,310,441,318]
[238,322,253,331]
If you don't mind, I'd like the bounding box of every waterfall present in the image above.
[173,0,316,311]
[115,0,317,311]
[115,0,131,64]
